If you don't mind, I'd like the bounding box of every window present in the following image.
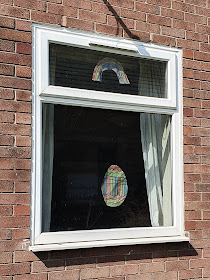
[31,25,188,251]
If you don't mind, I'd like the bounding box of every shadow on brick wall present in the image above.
[33,242,197,270]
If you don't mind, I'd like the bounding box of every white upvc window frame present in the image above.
[30,24,189,252]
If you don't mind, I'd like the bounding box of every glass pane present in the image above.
[42,104,172,232]
[49,43,167,98]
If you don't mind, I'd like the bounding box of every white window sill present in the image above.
[30,235,189,252]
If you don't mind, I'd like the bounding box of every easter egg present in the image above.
[101,165,128,207]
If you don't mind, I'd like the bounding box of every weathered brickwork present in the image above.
[0,0,210,279]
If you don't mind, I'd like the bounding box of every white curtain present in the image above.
[139,60,172,227]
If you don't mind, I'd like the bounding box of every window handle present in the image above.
[89,42,138,53]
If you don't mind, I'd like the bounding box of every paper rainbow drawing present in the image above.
[101,165,128,207]
[92,57,130,84]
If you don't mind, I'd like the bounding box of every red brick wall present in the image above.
[0,0,210,279]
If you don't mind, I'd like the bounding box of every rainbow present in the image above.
[92,57,130,84]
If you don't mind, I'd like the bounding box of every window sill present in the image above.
[30,235,189,252]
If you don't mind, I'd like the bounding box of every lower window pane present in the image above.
[42,104,172,232]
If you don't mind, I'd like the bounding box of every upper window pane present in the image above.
[49,43,167,98]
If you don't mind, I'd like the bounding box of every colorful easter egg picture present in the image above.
[101,165,128,207]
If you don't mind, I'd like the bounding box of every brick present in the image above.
[92,2,120,15]
[0,169,30,181]
[126,274,152,280]
[14,273,48,280]
[0,123,31,136]
[0,158,13,170]
[16,43,31,55]
[185,193,201,202]
[0,88,14,100]
[0,181,13,193]
[0,229,12,240]
[14,182,30,193]
[47,3,77,17]
[173,19,195,32]
[31,10,61,25]
[14,251,48,263]
[166,260,189,271]
[148,14,171,26]
[81,267,110,279]
[152,271,177,280]
[0,76,31,90]
[203,211,210,220]
[0,111,14,123]
[14,0,45,11]
[185,12,207,25]
[14,159,30,170]
[179,249,202,260]
[203,267,210,278]
[186,31,208,42]
[12,227,30,239]
[184,182,194,192]
[0,147,31,158]
[135,2,160,14]
[203,249,210,258]
[126,253,152,264]
[63,0,91,10]
[147,0,171,7]
[190,258,210,268]
[177,39,199,50]
[16,112,31,124]
[0,252,12,264]
[96,23,123,36]
[15,90,31,101]
[0,193,30,204]
[0,16,15,28]
[16,66,31,78]
[163,26,185,38]
[66,257,96,269]
[108,15,134,29]
[0,205,12,216]
[0,5,30,19]
[0,39,14,52]
[197,202,210,211]
[64,17,94,31]
[185,211,201,220]
[152,251,177,262]
[179,269,202,279]
[135,21,160,33]
[111,264,138,276]
[32,260,65,273]
[0,64,14,76]
[202,193,210,201]
[123,29,150,41]
[79,9,107,23]
[0,52,31,66]
[172,1,194,13]
[0,263,30,276]
[0,135,14,146]
[0,100,31,113]
[14,204,30,215]
[0,216,30,228]
[152,34,175,47]
[49,270,80,280]
[202,156,210,165]
[161,7,184,20]
[16,136,31,147]
[139,262,164,273]
[15,20,31,31]
[121,8,145,21]
[184,173,201,183]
